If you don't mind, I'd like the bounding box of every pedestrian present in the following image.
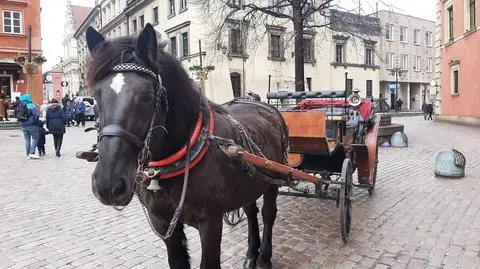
[19,94,40,159]
[37,120,46,156]
[396,97,403,112]
[426,103,434,120]
[75,99,86,127]
[46,99,66,157]
[0,93,6,121]
[422,101,428,120]
[12,96,21,118]
[40,100,49,120]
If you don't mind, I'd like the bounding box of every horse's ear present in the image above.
[86,27,105,53]
[136,23,157,64]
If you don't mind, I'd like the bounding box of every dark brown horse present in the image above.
[86,23,289,269]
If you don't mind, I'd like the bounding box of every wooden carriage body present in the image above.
[267,91,380,186]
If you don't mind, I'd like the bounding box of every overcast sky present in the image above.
[40,0,436,71]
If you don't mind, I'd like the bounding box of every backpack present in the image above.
[16,102,32,122]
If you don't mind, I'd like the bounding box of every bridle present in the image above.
[95,56,195,240]
[97,58,169,183]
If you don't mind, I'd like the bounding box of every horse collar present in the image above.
[145,105,215,179]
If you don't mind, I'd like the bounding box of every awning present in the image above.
[0,59,21,71]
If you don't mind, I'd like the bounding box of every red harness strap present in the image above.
[147,106,215,179]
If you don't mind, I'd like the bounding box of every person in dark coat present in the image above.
[37,120,46,156]
[46,99,66,157]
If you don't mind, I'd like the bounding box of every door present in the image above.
[230,72,241,98]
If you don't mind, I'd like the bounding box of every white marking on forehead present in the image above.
[110,73,125,94]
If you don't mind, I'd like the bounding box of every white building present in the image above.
[376,10,435,111]
[62,0,93,96]
[74,1,383,103]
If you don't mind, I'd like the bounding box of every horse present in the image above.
[86,23,289,269]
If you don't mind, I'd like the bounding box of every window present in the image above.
[447,6,454,40]
[386,53,394,69]
[413,29,420,44]
[230,28,242,54]
[181,32,189,57]
[366,80,373,97]
[153,7,159,25]
[452,69,459,94]
[229,0,242,7]
[335,44,344,63]
[365,48,374,65]
[400,27,407,42]
[139,15,145,29]
[306,77,312,91]
[469,0,476,30]
[170,36,177,57]
[426,57,433,72]
[267,25,285,60]
[303,37,315,62]
[180,0,188,10]
[346,79,353,96]
[413,56,420,71]
[270,34,281,58]
[169,0,175,15]
[425,31,433,46]
[132,19,137,32]
[401,54,408,70]
[385,23,393,40]
[3,11,22,34]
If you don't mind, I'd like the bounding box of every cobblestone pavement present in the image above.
[1,116,480,269]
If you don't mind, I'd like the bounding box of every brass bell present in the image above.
[147,179,161,192]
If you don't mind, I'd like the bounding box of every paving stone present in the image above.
[1,117,480,268]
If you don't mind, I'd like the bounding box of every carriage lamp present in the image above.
[347,89,362,107]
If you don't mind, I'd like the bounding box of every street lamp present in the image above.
[390,67,407,111]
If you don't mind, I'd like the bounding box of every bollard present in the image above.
[390,132,408,148]
[434,149,466,178]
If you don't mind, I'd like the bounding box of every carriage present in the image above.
[221,89,380,242]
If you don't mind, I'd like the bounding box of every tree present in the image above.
[193,0,370,92]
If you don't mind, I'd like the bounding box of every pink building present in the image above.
[437,0,480,126]
[43,64,64,102]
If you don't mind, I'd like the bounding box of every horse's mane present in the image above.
[86,35,208,125]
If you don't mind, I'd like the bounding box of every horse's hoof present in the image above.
[243,258,256,269]
[255,261,272,269]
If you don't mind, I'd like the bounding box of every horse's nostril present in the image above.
[112,179,127,197]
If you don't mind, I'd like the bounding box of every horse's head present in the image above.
[86,24,169,206]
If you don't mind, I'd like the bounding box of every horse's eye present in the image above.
[139,94,153,103]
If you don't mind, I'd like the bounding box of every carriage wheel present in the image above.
[368,144,379,196]
[340,158,353,243]
[223,207,245,226]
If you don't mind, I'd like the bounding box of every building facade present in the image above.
[436,0,480,126]
[0,0,43,104]
[43,64,64,102]
[74,1,384,103]
[122,2,382,103]
[376,10,436,111]
[62,1,92,96]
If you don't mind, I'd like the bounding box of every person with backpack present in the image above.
[18,94,40,159]
[46,99,66,157]
[75,99,86,127]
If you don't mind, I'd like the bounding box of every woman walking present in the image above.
[46,99,66,157]
[19,94,40,159]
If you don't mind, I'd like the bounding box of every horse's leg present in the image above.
[243,202,261,269]
[163,221,191,269]
[150,214,190,269]
[256,186,278,269]
[198,214,223,269]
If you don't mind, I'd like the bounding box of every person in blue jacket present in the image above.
[75,99,86,127]
[19,94,40,159]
